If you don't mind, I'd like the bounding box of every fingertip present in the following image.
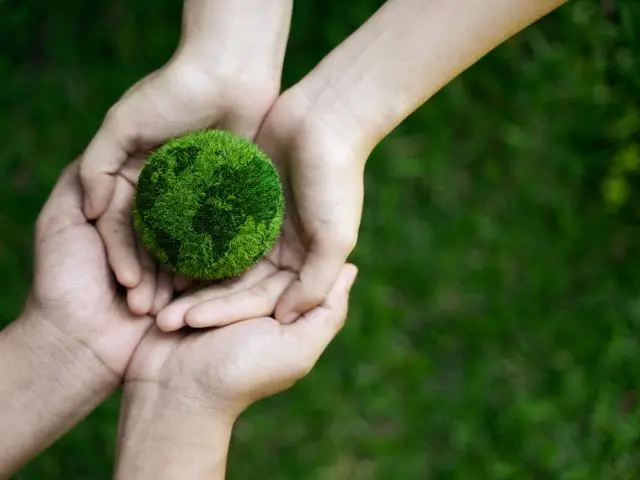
[279,311,300,325]
[79,166,112,220]
[116,266,143,289]
[127,288,153,316]
[155,305,185,332]
[184,305,209,328]
[341,264,359,293]
[274,284,325,324]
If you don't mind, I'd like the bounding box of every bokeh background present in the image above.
[2,0,640,478]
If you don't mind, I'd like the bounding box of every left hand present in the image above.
[156,88,367,331]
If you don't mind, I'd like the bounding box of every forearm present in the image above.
[178,0,293,80]
[0,312,117,477]
[291,0,567,152]
[115,382,235,480]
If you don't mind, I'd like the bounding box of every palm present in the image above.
[32,169,153,375]
[128,318,304,409]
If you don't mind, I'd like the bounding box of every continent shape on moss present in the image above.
[133,129,285,280]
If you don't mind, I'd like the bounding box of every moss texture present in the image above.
[133,129,284,280]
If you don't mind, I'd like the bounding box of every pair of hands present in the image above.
[2,161,357,478]
[0,161,355,477]
[29,162,357,415]
[79,50,365,332]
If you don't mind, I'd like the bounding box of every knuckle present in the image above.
[319,229,358,255]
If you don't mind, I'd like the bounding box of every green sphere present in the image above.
[133,129,284,280]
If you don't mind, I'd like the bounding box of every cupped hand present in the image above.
[126,264,358,415]
[157,88,366,331]
[80,53,279,315]
[25,162,153,376]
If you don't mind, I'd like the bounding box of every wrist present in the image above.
[0,311,117,476]
[176,0,292,85]
[116,381,237,480]
[268,86,375,169]
[3,308,119,394]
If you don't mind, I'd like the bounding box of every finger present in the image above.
[185,270,296,328]
[96,177,142,288]
[36,161,85,239]
[156,261,276,332]
[80,106,136,219]
[127,241,157,315]
[275,233,356,324]
[287,264,358,350]
[151,268,174,315]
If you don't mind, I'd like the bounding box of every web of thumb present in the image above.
[79,122,131,219]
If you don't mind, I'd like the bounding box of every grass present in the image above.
[2,0,640,478]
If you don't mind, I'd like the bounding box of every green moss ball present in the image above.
[132,129,284,280]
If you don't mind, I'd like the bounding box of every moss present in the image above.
[133,129,284,280]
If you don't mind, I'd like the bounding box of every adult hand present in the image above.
[79,0,293,314]
[0,163,153,476]
[115,264,358,479]
[156,88,367,330]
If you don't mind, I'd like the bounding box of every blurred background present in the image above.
[2,0,640,478]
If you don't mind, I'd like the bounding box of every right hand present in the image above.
[79,53,280,315]
[126,264,358,416]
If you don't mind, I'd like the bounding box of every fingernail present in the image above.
[281,311,300,324]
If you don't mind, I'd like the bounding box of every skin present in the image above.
[115,265,357,479]
[158,0,568,330]
[0,162,358,477]
[0,163,153,477]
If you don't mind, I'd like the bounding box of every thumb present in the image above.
[287,264,358,354]
[275,232,357,324]
[79,108,134,219]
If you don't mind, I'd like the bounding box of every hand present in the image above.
[128,264,357,410]
[115,264,356,479]
[79,46,281,314]
[26,162,153,375]
[156,88,367,331]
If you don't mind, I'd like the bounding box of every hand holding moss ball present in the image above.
[133,130,284,280]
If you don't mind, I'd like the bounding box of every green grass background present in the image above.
[2,0,640,478]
